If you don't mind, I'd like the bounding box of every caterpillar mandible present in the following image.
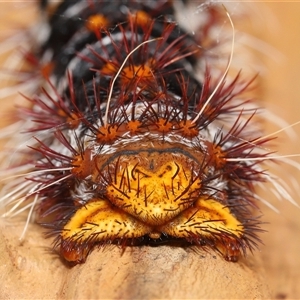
[0,0,298,273]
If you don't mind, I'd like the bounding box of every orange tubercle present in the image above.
[178,120,199,138]
[156,118,173,133]
[129,10,151,27]
[126,120,142,134]
[121,63,154,85]
[71,150,93,180]
[41,62,55,78]
[97,124,119,143]
[86,14,109,32]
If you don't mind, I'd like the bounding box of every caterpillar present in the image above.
[0,0,298,271]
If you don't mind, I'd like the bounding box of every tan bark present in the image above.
[0,220,269,299]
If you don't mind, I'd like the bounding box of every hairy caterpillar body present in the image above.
[0,0,298,269]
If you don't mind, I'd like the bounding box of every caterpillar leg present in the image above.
[59,200,151,264]
[160,198,245,262]
[59,197,246,263]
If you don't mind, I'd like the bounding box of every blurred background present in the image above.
[254,3,300,299]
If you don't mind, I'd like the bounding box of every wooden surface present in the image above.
[0,2,299,299]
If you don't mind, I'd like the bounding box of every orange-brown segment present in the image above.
[107,159,201,225]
